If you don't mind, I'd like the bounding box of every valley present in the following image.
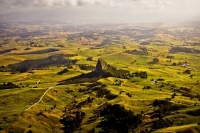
[0,21,200,133]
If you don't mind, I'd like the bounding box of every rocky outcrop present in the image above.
[95,58,108,73]
[59,58,130,85]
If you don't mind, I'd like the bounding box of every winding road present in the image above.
[24,87,53,111]
[14,79,127,112]
[32,79,41,88]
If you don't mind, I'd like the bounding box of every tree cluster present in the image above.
[0,82,19,90]
[132,71,148,79]
[126,49,148,56]
[60,111,85,133]
[97,104,143,133]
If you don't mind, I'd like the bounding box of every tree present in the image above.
[183,69,191,74]
[87,57,93,61]
[152,58,159,64]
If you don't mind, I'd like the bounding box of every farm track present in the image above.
[24,86,53,111]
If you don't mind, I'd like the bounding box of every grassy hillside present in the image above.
[0,22,200,133]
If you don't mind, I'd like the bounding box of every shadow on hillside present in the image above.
[169,46,200,54]
[7,54,77,73]
[18,48,59,55]
[58,71,101,85]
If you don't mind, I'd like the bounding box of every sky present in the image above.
[0,0,200,22]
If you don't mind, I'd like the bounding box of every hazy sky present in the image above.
[0,0,200,22]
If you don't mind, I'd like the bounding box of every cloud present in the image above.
[76,0,109,6]
[0,0,111,7]
[0,0,190,10]
[131,0,173,10]
[0,0,200,15]
[0,0,138,8]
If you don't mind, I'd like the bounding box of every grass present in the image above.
[153,124,200,133]
[0,24,200,133]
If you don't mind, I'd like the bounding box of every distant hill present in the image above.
[0,55,77,73]
[0,12,37,22]
[0,11,68,22]
[0,11,93,23]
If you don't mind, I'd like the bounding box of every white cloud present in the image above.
[0,0,198,10]
[131,0,173,10]
[0,0,199,22]
[0,0,111,7]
